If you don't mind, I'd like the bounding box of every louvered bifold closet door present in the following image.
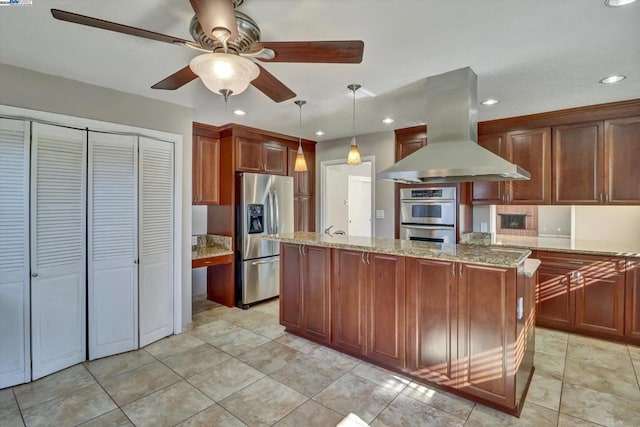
[30,123,87,379]
[0,118,30,388]
[88,132,138,360]
[138,137,174,347]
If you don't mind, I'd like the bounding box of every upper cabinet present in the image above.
[552,122,603,204]
[395,126,427,161]
[236,137,287,175]
[605,116,640,204]
[471,127,551,205]
[192,134,220,205]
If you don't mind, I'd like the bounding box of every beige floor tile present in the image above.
[0,389,23,427]
[21,383,116,427]
[351,362,410,392]
[251,299,280,316]
[566,340,635,373]
[535,331,568,358]
[85,349,156,382]
[465,402,558,426]
[122,381,213,427]
[206,327,271,356]
[249,319,287,340]
[270,356,346,397]
[526,372,562,411]
[557,413,606,426]
[371,393,464,427]
[176,404,247,426]
[313,373,399,424]
[100,360,181,406]
[190,319,239,342]
[79,409,133,426]
[226,310,274,329]
[143,333,205,359]
[191,310,221,328]
[309,346,360,371]
[533,351,565,380]
[220,377,307,426]
[161,343,231,378]
[564,359,640,402]
[560,382,640,426]
[274,400,343,427]
[187,358,265,402]
[568,334,628,354]
[628,344,640,361]
[13,364,96,410]
[192,297,220,315]
[214,307,255,324]
[275,334,319,354]
[401,381,475,420]
[237,341,302,375]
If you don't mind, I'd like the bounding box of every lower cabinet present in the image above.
[625,259,640,343]
[535,252,625,338]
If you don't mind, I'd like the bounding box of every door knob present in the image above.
[31,273,38,277]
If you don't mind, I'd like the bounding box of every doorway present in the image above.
[321,158,374,238]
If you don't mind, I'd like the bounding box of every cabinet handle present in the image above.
[361,252,365,264]
[459,264,463,276]
[366,252,370,265]
[298,245,301,255]
[605,193,609,203]
[452,263,456,277]
[302,245,306,255]
[599,193,603,203]
[567,260,584,265]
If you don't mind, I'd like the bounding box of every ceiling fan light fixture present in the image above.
[294,100,308,172]
[346,83,363,165]
[189,53,259,98]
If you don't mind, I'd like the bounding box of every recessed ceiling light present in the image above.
[599,75,626,84]
[604,0,636,7]
[314,130,325,136]
[481,98,500,106]
[232,109,247,116]
[382,117,395,124]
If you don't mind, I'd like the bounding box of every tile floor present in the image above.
[2,296,640,426]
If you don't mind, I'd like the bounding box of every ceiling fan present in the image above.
[50,0,364,102]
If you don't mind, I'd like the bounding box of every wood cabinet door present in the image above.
[302,245,331,343]
[280,243,303,333]
[472,134,505,204]
[406,258,457,385]
[536,266,573,329]
[604,116,640,204]
[574,260,625,337]
[195,136,220,205]
[366,254,406,370]
[457,263,515,406]
[506,127,551,204]
[332,249,367,355]
[294,196,312,232]
[288,148,314,196]
[235,138,263,173]
[626,260,640,343]
[397,138,426,160]
[552,122,603,204]
[263,142,287,175]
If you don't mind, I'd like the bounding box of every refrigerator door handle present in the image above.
[273,191,280,234]
[265,192,272,234]
[251,259,279,265]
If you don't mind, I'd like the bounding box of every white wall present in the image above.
[191,206,208,296]
[573,206,640,242]
[316,131,396,238]
[0,63,194,328]
[472,205,491,232]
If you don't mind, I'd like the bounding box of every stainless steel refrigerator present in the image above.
[236,172,294,308]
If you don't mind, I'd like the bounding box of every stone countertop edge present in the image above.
[264,232,531,268]
[192,246,233,260]
[490,235,640,259]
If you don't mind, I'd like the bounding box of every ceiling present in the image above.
[0,0,639,142]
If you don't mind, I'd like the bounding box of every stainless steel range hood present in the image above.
[377,67,530,184]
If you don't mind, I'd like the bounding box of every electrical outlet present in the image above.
[191,235,198,246]
[480,222,488,232]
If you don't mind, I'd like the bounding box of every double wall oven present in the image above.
[399,187,456,244]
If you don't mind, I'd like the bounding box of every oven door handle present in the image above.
[401,225,455,230]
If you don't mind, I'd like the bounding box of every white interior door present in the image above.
[88,132,138,360]
[139,137,174,347]
[348,175,372,237]
[0,118,31,388]
[30,122,87,380]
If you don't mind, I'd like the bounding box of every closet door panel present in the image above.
[139,137,174,347]
[30,122,86,380]
[88,132,138,360]
[0,118,30,388]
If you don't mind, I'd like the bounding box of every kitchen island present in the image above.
[267,232,536,417]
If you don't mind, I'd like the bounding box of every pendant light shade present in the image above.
[294,100,308,172]
[189,53,259,101]
[346,83,362,165]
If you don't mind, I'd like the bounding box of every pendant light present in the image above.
[346,83,362,165]
[293,100,308,172]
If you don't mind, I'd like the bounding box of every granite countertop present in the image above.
[470,233,640,258]
[192,234,233,260]
[266,232,530,268]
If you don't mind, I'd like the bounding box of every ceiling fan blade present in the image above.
[189,0,239,42]
[151,66,198,90]
[254,41,364,63]
[50,9,192,45]
[251,64,296,102]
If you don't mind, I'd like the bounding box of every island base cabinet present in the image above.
[332,250,367,355]
[625,260,640,343]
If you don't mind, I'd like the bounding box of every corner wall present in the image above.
[0,63,194,328]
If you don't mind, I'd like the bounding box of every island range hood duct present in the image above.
[377,67,530,183]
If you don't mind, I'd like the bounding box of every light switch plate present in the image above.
[191,235,198,246]
[480,222,488,232]
[376,210,385,219]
